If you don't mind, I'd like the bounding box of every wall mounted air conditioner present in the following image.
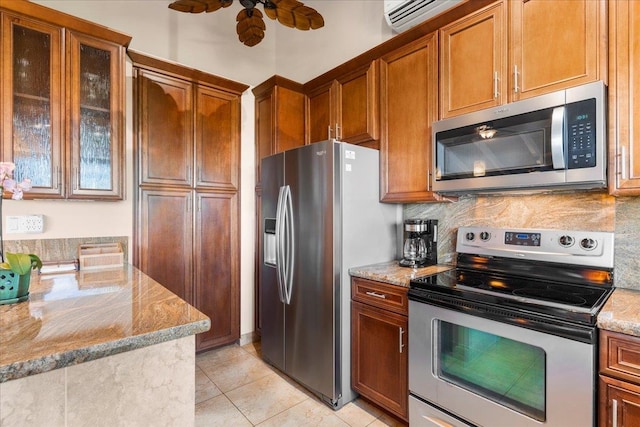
[384,0,464,33]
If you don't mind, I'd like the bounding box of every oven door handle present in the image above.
[551,106,566,169]
[421,415,457,427]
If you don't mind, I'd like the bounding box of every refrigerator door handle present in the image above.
[283,185,295,305]
[275,186,287,303]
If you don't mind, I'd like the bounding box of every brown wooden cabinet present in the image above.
[599,329,640,426]
[253,76,306,186]
[439,1,506,118]
[132,51,248,352]
[440,0,605,118]
[351,277,408,422]
[137,188,193,302]
[305,60,379,147]
[608,0,640,195]
[0,2,129,200]
[509,0,605,101]
[194,191,239,350]
[379,33,444,203]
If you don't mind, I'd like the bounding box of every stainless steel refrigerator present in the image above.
[260,140,400,409]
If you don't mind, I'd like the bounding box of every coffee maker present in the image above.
[399,219,438,268]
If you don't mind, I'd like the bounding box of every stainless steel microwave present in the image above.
[432,81,607,195]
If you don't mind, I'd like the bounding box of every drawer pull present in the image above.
[365,291,386,299]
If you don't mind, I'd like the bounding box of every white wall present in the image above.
[26,0,394,337]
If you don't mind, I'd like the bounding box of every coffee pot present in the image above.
[399,219,437,268]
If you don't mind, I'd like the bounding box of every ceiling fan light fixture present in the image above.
[168,0,324,46]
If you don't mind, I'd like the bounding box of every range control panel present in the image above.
[457,226,614,269]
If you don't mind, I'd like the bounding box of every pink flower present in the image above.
[0,162,31,199]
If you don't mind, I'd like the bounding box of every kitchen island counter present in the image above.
[349,260,454,287]
[0,264,210,426]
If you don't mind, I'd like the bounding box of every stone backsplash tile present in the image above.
[2,237,128,264]
[404,191,640,290]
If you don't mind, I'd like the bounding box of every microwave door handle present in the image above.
[551,106,566,169]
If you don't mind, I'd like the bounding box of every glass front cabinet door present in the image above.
[2,14,64,198]
[67,32,124,199]
[1,6,128,200]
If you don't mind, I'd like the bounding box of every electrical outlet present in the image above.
[22,215,44,233]
[5,214,44,234]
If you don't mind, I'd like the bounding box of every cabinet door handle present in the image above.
[365,291,386,299]
[612,398,618,427]
[335,123,341,140]
[513,65,520,93]
[620,146,627,180]
[327,125,332,140]
[399,327,405,353]
[493,71,499,99]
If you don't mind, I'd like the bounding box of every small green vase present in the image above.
[0,269,30,304]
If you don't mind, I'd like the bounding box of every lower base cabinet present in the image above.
[599,329,640,426]
[351,277,408,422]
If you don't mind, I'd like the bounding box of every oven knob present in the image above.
[558,235,574,247]
[480,231,490,241]
[580,238,598,251]
[465,232,475,241]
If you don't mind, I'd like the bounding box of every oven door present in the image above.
[409,300,596,427]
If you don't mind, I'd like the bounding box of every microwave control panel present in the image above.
[566,99,597,169]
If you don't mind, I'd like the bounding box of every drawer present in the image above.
[351,277,408,315]
[600,329,640,385]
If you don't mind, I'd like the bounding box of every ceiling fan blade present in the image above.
[236,9,266,46]
[168,0,233,14]
[266,0,324,30]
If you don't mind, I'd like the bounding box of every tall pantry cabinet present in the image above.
[131,51,248,352]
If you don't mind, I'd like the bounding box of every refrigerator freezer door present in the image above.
[284,140,338,403]
[260,153,286,372]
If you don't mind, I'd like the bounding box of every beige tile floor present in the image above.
[195,341,407,427]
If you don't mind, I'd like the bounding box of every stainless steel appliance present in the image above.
[399,219,438,268]
[408,226,614,427]
[260,140,400,409]
[432,81,607,194]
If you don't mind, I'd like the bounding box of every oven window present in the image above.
[436,321,546,421]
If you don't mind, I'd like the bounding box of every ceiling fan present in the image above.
[168,0,325,47]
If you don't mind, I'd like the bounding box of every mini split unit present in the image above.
[384,0,463,33]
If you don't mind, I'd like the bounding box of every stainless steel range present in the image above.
[408,226,614,427]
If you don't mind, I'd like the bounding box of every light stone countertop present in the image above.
[597,287,640,338]
[0,264,210,383]
[349,260,455,287]
[350,261,639,338]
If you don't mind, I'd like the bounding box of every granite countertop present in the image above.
[349,260,454,287]
[0,264,210,383]
[597,287,640,338]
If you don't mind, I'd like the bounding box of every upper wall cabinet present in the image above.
[253,76,306,187]
[380,34,444,203]
[440,0,605,118]
[509,0,605,101]
[608,0,640,195]
[439,1,506,118]
[305,60,379,148]
[0,2,130,200]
